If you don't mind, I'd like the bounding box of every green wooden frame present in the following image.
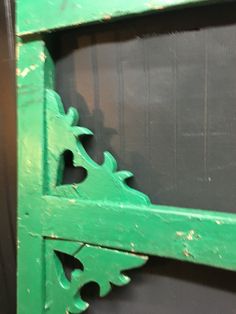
[17,1,236,313]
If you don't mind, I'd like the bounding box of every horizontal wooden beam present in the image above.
[17,0,221,36]
[42,196,236,271]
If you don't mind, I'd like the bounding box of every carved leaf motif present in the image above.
[45,89,150,205]
[45,240,148,314]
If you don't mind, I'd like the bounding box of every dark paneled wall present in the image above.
[0,1,16,313]
[55,2,236,313]
[56,2,236,213]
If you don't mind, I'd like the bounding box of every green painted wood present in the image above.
[17,41,147,314]
[17,0,220,36]
[43,197,236,272]
[41,88,236,271]
[17,40,55,314]
[18,41,236,313]
[45,239,147,313]
[17,2,236,314]
[45,89,149,204]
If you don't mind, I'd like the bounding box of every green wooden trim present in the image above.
[45,239,147,313]
[17,0,220,36]
[17,2,236,313]
[43,197,236,271]
[18,40,236,313]
[17,40,54,313]
[40,87,236,271]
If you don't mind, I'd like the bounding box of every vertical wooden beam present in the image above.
[17,39,54,314]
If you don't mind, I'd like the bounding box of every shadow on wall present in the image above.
[54,1,236,213]
[81,256,236,314]
[51,3,236,314]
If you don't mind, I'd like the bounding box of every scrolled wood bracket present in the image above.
[45,239,147,314]
[17,2,236,314]
[45,88,150,204]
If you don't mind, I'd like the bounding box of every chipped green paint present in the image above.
[46,89,149,204]
[17,40,55,314]
[43,195,236,271]
[17,2,236,314]
[45,240,147,313]
[43,87,236,270]
[17,0,223,36]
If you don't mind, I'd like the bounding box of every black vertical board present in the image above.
[0,0,16,313]
[55,2,236,314]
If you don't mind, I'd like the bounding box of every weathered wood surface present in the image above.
[17,1,236,313]
[17,0,226,35]
[0,0,16,313]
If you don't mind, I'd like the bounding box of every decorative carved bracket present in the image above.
[43,90,150,313]
[17,2,236,314]
[45,239,147,314]
[45,88,150,204]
